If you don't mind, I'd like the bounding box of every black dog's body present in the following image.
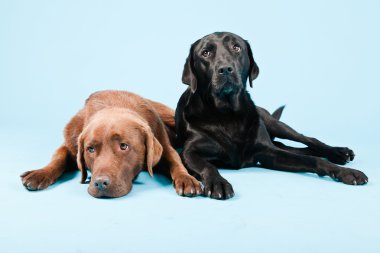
[176,88,260,169]
[176,32,368,200]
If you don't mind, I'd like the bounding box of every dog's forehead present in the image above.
[85,117,142,142]
[197,32,245,48]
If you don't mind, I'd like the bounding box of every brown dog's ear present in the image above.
[144,128,163,177]
[182,39,200,93]
[245,40,259,88]
[76,132,88,184]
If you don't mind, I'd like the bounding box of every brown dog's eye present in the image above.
[233,44,241,52]
[202,50,211,57]
[120,143,129,150]
[87,146,95,153]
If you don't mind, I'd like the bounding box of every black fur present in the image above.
[175,32,368,200]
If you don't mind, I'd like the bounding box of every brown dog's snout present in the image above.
[93,175,110,191]
[218,65,234,75]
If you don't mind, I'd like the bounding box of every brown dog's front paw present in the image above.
[330,168,368,185]
[173,173,202,197]
[20,169,55,191]
[326,147,355,165]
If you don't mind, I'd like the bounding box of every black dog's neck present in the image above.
[188,88,258,119]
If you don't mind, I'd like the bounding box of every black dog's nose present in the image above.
[93,176,110,191]
[218,66,234,75]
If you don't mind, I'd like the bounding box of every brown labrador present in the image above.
[21,90,202,198]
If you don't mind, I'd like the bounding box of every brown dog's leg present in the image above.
[21,145,73,190]
[163,145,203,197]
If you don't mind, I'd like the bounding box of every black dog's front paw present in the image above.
[326,147,355,165]
[330,168,368,185]
[202,176,234,200]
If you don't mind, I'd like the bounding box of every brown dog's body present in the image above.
[21,90,201,198]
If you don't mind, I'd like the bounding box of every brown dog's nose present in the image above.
[218,66,234,75]
[93,176,110,191]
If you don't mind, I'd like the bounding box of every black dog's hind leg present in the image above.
[273,141,322,156]
[255,146,368,185]
[181,141,234,200]
[257,107,355,165]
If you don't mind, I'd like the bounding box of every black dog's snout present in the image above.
[218,66,234,75]
[93,176,110,191]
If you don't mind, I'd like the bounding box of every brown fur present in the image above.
[21,90,202,198]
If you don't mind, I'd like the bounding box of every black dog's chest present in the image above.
[200,113,259,167]
[176,89,261,168]
[212,121,247,146]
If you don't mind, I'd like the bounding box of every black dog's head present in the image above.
[182,32,259,110]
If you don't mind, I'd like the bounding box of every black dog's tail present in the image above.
[272,105,285,121]
[270,105,286,142]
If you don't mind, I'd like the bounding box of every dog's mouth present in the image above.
[212,74,242,95]
[213,80,241,99]
[218,84,237,99]
[87,178,132,198]
[210,81,243,112]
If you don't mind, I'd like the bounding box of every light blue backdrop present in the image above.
[1,0,379,252]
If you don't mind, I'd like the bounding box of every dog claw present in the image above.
[218,193,222,199]
[353,180,357,185]
[207,191,211,197]
[225,192,234,199]
[327,147,355,165]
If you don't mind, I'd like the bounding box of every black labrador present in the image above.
[175,32,368,200]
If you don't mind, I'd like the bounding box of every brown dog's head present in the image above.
[182,32,259,110]
[76,108,163,198]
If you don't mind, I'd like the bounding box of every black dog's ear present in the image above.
[245,40,259,88]
[182,40,200,92]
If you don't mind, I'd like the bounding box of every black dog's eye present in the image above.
[233,44,241,52]
[120,143,129,150]
[87,146,95,153]
[201,50,211,57]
